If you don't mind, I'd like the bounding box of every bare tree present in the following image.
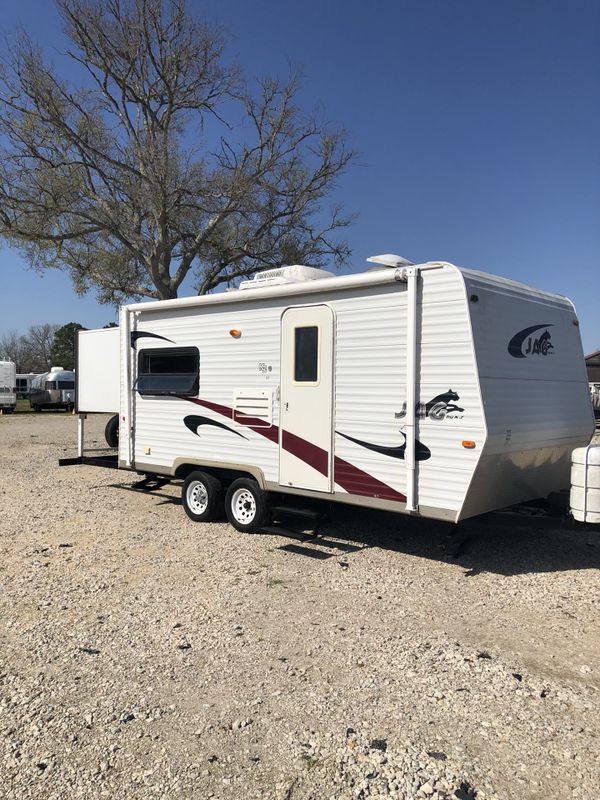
[0,0,355,305]
[0,325,59,371]
[0,329,28,370]
[24,324,60,372]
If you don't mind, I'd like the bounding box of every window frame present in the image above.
[292,324,320,385]
[135,346,200,397]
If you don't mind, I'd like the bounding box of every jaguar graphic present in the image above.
[395,389,464,421]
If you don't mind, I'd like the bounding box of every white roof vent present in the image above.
[50,366,65,372]
[366,253,414,268]
[238,264,334,290]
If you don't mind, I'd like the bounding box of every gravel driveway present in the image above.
[1,412,599,799]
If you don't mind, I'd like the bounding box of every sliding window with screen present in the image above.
[136,347,199,396]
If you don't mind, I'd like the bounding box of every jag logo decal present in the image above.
[395,389,465,421]
[508,324,554,359]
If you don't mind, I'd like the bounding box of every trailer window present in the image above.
[294,326,319,383]
[58,380,75,390]
[45,381,57,390]
[136,347,199,396]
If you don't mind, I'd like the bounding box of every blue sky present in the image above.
[0,0,598,351]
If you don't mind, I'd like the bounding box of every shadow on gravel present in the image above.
[108,482,182,505]
[314,505,600,578]
[106,480,600,577]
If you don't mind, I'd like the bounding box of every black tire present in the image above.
[182,471,223,523]
[104,414,119,448]
[225,477,270,533]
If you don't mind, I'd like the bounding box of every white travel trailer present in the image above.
[590,384,600,420]
[0,360,17,413]
[16,372,40,399]
[30,367,76,411]
[73,257,594,531]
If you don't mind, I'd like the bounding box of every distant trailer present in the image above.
[68,257,596,531]
[0,360,17,413]
[591,383,600,420]
[16,372,40,399]
[29,367,76,411]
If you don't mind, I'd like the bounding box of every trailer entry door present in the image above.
[279,305,334,492]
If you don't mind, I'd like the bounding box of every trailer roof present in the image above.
[125,262,423,313]
[124,262,573,315]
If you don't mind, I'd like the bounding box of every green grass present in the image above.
[0,399,31,416]
[16,399,34,414]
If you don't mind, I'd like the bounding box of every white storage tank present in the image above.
[571,445,600,523]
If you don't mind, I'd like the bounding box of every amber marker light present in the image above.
[229,329,242,338]
[462,440,476,449]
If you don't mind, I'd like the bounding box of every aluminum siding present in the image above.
[459,270,594,519]
[126,271,484,518]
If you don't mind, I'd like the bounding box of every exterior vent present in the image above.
[366,253,414,268]
[238,264,334,290]
[233,388,273,427]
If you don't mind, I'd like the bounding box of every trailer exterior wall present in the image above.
[115,262,592,523]
[0,361,16,410]
[460,269,594,519]
[119,268,486,521]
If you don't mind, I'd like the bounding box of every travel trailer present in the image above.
[69,256,595,531]
[30,367,76,411]
[0,360,16,413]
[590,384,600,421]
[16,372,40,399]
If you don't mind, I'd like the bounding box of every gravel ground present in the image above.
[1,412,600,800]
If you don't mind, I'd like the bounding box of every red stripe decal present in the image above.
[188,397,278,443]
[282,429,329,477]
[182,397,406,503]
[334,456,406,502]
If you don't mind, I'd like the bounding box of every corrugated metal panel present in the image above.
[118,263,593,524]
[333,266,482,514]
[459,270,594,519]
[132,302,282,480]
[128,267,484,517]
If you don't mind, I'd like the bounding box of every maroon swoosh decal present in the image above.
[333,456,406,502]
[187,397,278,443]
[182,397,406,503]
[282,429,329,477]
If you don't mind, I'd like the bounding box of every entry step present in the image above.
[271,505,323,521]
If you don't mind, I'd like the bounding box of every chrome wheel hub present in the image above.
[187,481,209,515]
[231,488,256,524]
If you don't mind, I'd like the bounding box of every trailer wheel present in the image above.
[104,414,119,448]
[225,477,269,533]
[182,471,223,523]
